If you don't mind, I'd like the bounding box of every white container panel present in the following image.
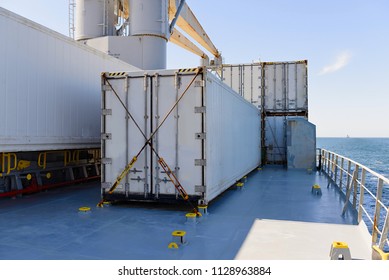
[102,69,261,203]
[264,63,284,111]
[243,64,261,106]
[222,65,241,96]
[221,61,307,112]
[152,74,203,197]
[295,63,308,110]
[0,8,138,152]
[263,62,308,112]
[103,76,150,195]
[205,74,261,202]
[222,64,262,105]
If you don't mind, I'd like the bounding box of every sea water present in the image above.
[317,137,389,178]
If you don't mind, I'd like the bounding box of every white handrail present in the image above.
[319,149,389,251]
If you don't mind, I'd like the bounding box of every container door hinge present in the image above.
[101,133,112,140]
[101,158,112,164]
[102,109,112,115]
[195,185,206,192]
[195,159,206,166]
[195,133,206,140]
[194,80,205,87]
[194,106,206,113]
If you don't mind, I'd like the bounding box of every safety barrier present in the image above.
[319,149,389,252]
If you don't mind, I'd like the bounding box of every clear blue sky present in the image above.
[1,0,388,137]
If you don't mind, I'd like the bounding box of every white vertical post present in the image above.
[378,210,389,249]
[372,179,383,244]
[339,157,344,191]
[358,168,366,223]
[353,165,359,209]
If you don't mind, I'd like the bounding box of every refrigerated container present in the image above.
[221,61,309,165]
[0,7,138,153]
[221,61,308,113]
[101,68,261,203]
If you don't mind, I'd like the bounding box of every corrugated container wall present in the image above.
[221,61,308,113]
[0,7,138,152]
[101,68,261,203]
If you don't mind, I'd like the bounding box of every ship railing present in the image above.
[319,149,389,252]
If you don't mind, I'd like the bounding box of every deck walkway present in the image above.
[0,166,371,260]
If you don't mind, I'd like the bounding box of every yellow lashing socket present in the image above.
[172,230,186,245]
[330,241,351,260]
[332,241,348,249]
[311,184,322,195]
[186,213,197,218]
[46,172,52,179]
[172,231,186,237]
[26,174,32,180]
[79,207,91,212]
[236,182,244,187]
[168,242,179,249]
[197,205,208,215]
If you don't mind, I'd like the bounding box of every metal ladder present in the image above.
[68,0,76,39]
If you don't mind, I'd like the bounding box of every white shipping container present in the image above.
[101,68,261,203]
[0,7,138,152]
[222,61,309,165]
[221,61,308,113]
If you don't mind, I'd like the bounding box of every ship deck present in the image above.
[0,166,372,260]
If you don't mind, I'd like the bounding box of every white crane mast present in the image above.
[72,0,222,69]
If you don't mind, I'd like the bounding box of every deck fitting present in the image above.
[236,182,244,188]
[330,241,351,260]
[198,205,208,215]
[372,245,389,260]
[78,206,91,212]
[311,184,322,195]
[168,242,179,249]
[185,213,197,224]
[172,230,187,245]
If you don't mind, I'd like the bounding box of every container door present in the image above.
[102,75,151,198]
[151,72,203,199]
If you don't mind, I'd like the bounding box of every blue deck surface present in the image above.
[0,166,358,260]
